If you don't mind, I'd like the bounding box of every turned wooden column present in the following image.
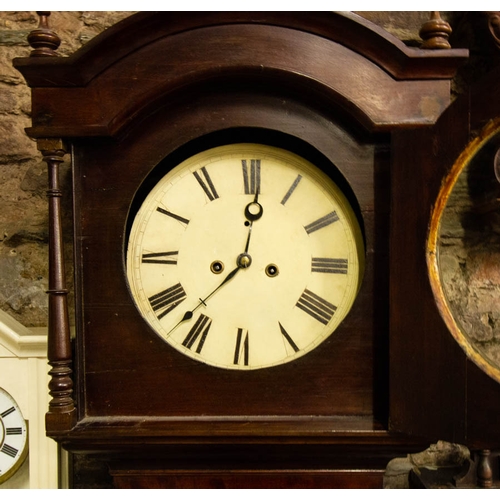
[39,139,76,434]
[476,449,493,488]
[25,12,75,434]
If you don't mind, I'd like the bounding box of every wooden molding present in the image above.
[0,310,47,358]
[13,12,468,138]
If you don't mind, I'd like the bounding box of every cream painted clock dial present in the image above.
[0,387,28,484]
[126,144,364,370]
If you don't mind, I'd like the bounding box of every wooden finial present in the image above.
[419,11,452,50]
[476,449,493,488]
[27,11,61,57]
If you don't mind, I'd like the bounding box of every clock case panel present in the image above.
[74,91,384,421]
[391,63,500,449]
[13,11,470,466]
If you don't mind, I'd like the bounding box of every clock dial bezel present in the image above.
[0,388,28,485]
[125,139,365,370]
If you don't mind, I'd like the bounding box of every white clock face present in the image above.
[126,144,364,370]
[0,388,28,484]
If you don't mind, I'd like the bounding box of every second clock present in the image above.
[126,144,365,370]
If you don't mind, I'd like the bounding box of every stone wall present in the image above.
[0,12,499,375]
[0,12,131,327]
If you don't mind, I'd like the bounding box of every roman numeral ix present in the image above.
[148,283,186,320]
[311,257,348,274]
[296,289,337,325]
[304,211,339,234]
[193,167,219,201]
[142,251,178,265]
[182,314,212,353]
[242,159,261,195]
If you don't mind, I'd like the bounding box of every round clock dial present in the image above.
[126,144,364,370]
[0,387,28,484]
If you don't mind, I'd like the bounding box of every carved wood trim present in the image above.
[12,14,468,140]
[14,12,468,88]
[38,139,76,434]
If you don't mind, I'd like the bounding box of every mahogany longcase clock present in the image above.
[16,12,500,488]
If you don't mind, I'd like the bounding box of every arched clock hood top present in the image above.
[14,11,468,137]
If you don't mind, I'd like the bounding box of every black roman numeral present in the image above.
[311,257,348,274]
[304,211,339,234]
[1,406,15,418]
[279,322,299,353]
[148,283,186,320]
[182,314,212,353]
[234,328,249,366]
[142,251,178,265]
[6,427,23,435]
[242,159,261,195]
[156,207,190,226]
[296,289,337,325]
[1,443,18,458]
[281,174,302,205]
[193,167,219,201]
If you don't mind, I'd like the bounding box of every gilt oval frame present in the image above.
[427,117,500,384]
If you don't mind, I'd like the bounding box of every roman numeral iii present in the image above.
[242,159,261,195]
[311,257,348,274]
[6,427,23,435]
[193,166,219,201]
[148,283,186,320]
[296,289,337,325]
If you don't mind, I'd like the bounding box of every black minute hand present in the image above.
[166,265,241,336]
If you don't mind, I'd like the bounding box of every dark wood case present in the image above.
[14,12,500,488]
